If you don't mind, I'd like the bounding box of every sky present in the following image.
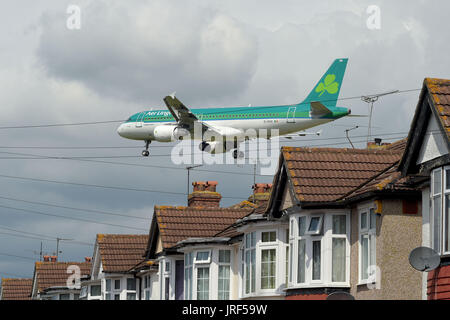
[0,0,449,280]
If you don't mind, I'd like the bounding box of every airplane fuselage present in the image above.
[117,104,350,141]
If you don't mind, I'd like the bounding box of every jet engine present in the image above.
[153,125,190,142]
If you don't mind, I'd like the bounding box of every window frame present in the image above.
[289,211,350,288]
[217,249,231,300]
[358,208,377,284]
[431,167,450,256]
[305,215,324,235]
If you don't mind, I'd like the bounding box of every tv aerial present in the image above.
[326,291,355,300]
[361,90,399,144]
[408,246,441,272]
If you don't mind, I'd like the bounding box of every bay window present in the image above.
[290,212,349,287]
[431,167,450,255]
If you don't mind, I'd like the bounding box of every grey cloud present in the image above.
[36,0,258,105]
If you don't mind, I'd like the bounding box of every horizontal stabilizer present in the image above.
[346,114,368,117]
[310,101,332,116]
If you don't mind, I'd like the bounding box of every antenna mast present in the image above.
[361,90,399,144]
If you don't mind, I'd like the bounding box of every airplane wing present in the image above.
[163,94,222,138]
[310,101,332,116]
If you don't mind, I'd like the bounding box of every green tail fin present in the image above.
[299,58,348,108]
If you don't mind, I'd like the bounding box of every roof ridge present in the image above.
[281,146,404,154]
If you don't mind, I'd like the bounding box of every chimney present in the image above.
[85,256,92,263]
[50,256,57,262]
[367,138,391,150]
[43,255,50,262]
[250,183,272,205]
[188,181,221,208]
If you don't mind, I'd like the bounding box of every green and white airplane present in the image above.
[118,58,351,158]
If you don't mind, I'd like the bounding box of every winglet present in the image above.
[169,92,176,99]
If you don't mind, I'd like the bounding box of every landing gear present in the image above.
[232,149,244,159]
[142,140,151,157]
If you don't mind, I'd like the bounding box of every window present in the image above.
[291,213,349,286]
[197,267,209,300]
[165,261,171,272]
[127,278,136,291]
[184,253,193,299]
[359,209,376,283]
[114,279,121,290]
[126,278,137,300]
[261,249,276,289]
[431,167,450,254]
[144,275,151,300]
[105,278,121,300]
[195,251,211,263]
[218,250,231,300]
[312,240,321,280]
[332,215,347,282]
[244,232,256,294]
[90,285,101,297]
[262,231,276,242]
[306,215,323,235]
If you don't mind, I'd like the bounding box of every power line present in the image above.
[0,88,421,130]
[0,252,35,261]
[0,195,151,221]
[0,173,248,200]
[0,224,92,246]
[0,203,148,231]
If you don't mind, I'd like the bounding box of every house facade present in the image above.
[30,256,91,300]
[399,78,450,300]
[80,234,149,300]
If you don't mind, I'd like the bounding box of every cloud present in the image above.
[36,0,258,105]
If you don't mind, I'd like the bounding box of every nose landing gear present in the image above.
[142,140,151,157]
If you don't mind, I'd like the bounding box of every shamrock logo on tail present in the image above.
[315,74,339,96]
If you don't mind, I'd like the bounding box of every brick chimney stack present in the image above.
[250,183,272,205]
[188,181,222,208]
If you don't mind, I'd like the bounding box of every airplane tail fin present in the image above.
[299,58,348,108]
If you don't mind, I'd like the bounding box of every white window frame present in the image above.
[259,230,278,291]
[217,249,231,300]
[194,250,212,264]
[431,167,450,255]
[184,252,194,300]
[358,207,377,284]
[289,211,350,288]
[243,232,256,296]
[125,277,137,300]
[305,215,324,235]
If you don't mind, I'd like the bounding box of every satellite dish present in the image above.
[409,246,441,272]
[326,291,355,300]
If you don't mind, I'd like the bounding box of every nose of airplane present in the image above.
[117,123,125,137]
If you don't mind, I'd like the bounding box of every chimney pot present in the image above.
[192,181,206,192]
[50,256,57,262]
[43,255,50,262]
[375,138,382,145]
[85,256,92,263]
[205,181,218,192]
[252,183,266,194]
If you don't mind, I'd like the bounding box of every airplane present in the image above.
[117,58,351,158]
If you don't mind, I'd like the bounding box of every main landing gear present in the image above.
[142,140,151,157]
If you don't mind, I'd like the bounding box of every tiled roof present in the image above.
[97,234,149,273]
[1,278,32,300]
[154,206,252,249]
[426,78,450,139]
[34,262,91,292]
[282,141,406,203]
